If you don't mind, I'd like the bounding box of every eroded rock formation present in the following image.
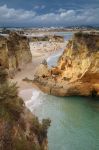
[0,67,50,150]
[0,32,32,77]
[34,32,99,96]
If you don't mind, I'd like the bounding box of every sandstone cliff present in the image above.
[0,67,50,150]
[0,32,32,77]
[34,32,99,96]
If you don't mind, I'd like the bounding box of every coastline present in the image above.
[33,32,99,97]
[10,40,66,99]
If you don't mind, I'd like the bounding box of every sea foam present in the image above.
[25,89,45,112]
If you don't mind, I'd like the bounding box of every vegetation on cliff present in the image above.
[0,67,50,150]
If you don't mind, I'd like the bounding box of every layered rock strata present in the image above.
[34,32,99,96]
[0,32,32,77]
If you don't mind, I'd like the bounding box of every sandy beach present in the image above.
[10,40,66,99]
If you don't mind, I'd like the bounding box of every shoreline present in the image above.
[32,32,99,97]
[10,40,66,99]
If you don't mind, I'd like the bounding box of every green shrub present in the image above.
[0,67,8,84]
[30,117,51,144]
[0,82,24,121]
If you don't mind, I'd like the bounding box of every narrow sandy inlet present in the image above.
[10,40,66,100]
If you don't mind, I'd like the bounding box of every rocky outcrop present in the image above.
[0,32,32,77]
[0,67,50,150]
[33,32,99,96]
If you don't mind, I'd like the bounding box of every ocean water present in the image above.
[54,31,73,41]
[47,32,73,67]
[26,32,99,150]
[26,89,99,150]
[47,48,64,67]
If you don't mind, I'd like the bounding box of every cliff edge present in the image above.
[0,32,32,78]
[0,67,50,150]
[34,32,99,96]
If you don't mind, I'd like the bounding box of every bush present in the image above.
[0,67,8,84]
[0,82,24,121]
[30,117,51,144]
[0,83,18,102]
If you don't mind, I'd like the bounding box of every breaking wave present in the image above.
[25,89,45,112]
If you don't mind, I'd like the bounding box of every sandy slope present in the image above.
[11,41,66,93]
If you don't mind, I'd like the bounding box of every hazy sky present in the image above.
[0,0,99,27]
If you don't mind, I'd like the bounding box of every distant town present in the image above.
[0,26,99,34]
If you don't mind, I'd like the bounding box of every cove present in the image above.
[26,89,99,150]
[26,32,99,150]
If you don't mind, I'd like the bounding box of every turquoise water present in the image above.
[47,48,64,67]
[26,90,99,150]
[47,32,73,67]
[26,32,99,150]
[54,32,73,41]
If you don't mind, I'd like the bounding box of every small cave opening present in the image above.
[91,89,97,97]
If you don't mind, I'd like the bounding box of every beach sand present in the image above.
[10,41,66,99]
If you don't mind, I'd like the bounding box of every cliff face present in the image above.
[0,36,8,68]
[0,32,32,77]
[0,67,50,150]
[59,32,99,82]
[34,32,99,96]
